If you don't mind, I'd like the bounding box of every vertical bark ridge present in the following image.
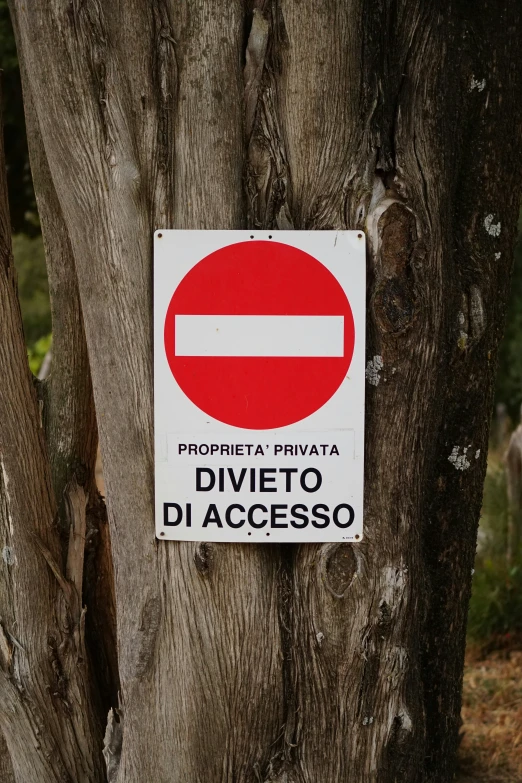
[18,38,99,512]
[0,90,105,781]
[115,0,177,229]
[245,2,293,229]
[15,43,120,721]
[275,0,368,231]
[0,732,14,782]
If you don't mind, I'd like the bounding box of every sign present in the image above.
[154,231,365,543]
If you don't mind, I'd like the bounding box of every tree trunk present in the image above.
[5,2,522,782]
[0,732,14,783]
[0,88,105,781]
[15,40,120,718]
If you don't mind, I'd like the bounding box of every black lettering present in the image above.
[200,444,209,455]
[311,504,330,528]
[164,503,183,526]
[179,444,187,454]
[300,468,322,492]
[333,504,355,528]
[271,505,288,528]
[202,504,223,527]
[225,504,245,528]
[331,445,340,456]
[255,445,264,456]
[260,468,277,492]
[279,467,298,492]
[250,467,256,492]
[290,504,309,528]
[228,467,247,492]
[248,504,268,528]
[196,468,215,491]
[186,504,191,527]
[218,467,225,491]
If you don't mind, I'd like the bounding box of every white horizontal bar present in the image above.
[175,315,344,357]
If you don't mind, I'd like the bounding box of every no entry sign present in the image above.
[164,241,355,430]
[154,231,365,543]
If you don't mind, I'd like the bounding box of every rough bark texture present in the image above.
[6,1,522,782]
[16,44,119,719]
[0,732,14,783]
[11,3,283,782]
[0,92,105,781]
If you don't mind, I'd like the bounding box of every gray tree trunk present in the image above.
[2,2,522,782]
[0,89,105,780]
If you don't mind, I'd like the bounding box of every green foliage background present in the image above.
[468,452,522,641]
[12,233,51,345]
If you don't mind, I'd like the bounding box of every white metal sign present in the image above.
[154,230,365,542]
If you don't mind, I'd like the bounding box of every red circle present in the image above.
[164,240,354,429]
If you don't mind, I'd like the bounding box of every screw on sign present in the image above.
[164,240,355,429]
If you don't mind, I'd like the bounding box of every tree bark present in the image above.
[7,2,522,782]
[16,39,119,718]
[0,88,105,780]
[0,732,14,783]
[11,4,283,782]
